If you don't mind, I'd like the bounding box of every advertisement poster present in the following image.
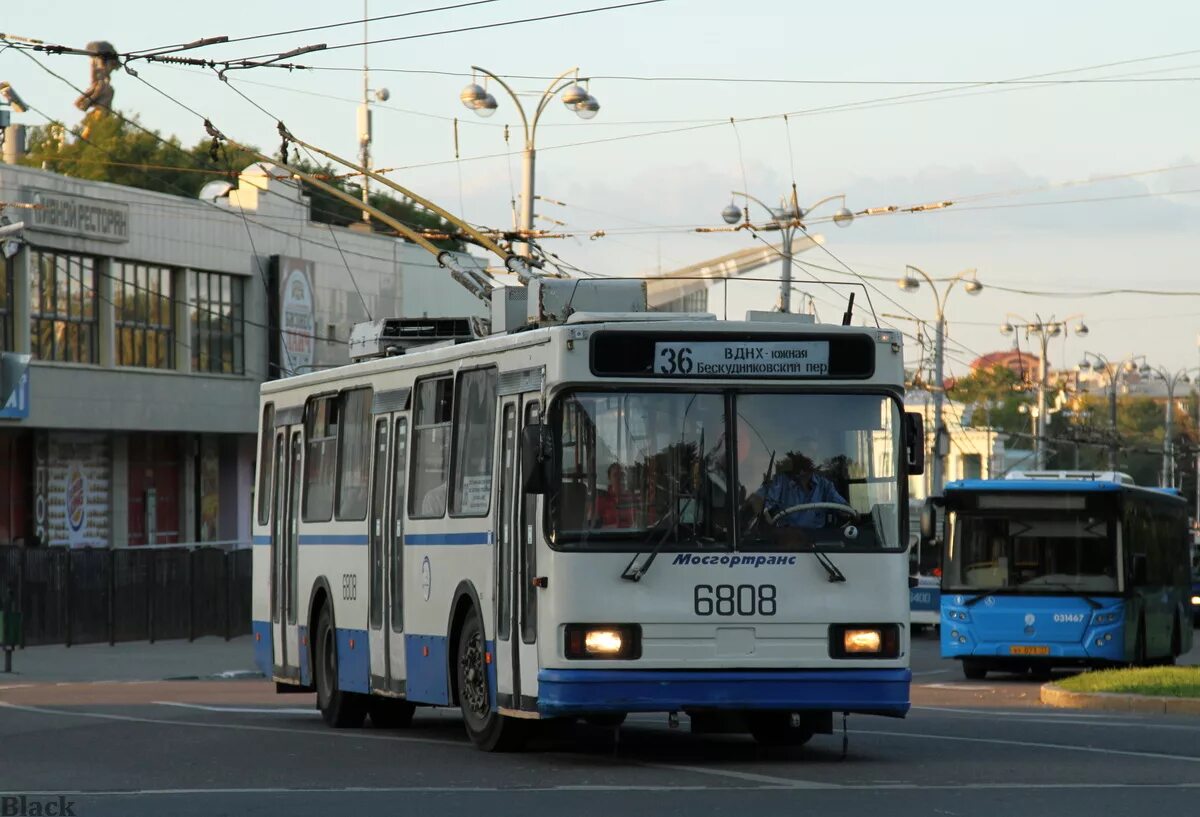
[33,431,111,548]
[272,256,317,375]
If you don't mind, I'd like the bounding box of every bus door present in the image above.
[494,399,520,707]
[272,428,302,679]
[515,398,541,703]
[368,414,409,694]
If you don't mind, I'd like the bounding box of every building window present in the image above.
[961,453,983,481]
[192,271,244,374]
[115,262,175,369]
[30,250,98,363]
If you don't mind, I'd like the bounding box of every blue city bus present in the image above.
[930,476,1194,680]
[1191,534,1200,624]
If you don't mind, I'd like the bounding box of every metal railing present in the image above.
[0,545,252,647]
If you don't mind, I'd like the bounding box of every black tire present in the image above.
[746,711,816,747]
[583,713,627,728]
[369,698,416,729]
[314,604,367,728]
[962,660,988,681]
[456,608,526,752]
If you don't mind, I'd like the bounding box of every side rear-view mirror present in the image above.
[904,412,925,476]
[520,423,553,495]
[920,499,938,543]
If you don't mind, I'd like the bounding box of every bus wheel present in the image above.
[747,711,816,747]
[314,604,366,728]
[456,608,526,752]
[962,660,988,681]
[369,698,416,729]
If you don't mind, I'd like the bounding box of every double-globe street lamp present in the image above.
[999,314,1088,470]
[461,67,600,257]
[1077,352,1152,471]
[897,266,984,495]
[1145,365,1200,488]
[720,192,854,313]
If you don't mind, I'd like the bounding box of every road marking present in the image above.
[2,782,1199,798]
[913,706,1113,719]
[856,728,1200,763]
[0,701,463,747]
[0,684,33,691]
[920,683,996,690]
[153,701,319,716]
[912,706,1200,731]
[642,762,839,789]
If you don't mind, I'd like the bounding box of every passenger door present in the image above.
[368,418,392,691]
[273,428,302,680]
[515,398,541,703]
[494,400,520,708]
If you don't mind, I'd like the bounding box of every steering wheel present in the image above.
[764,502,859,528]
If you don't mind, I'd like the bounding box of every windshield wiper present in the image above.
[813,550,847,583]
[620,499,690,582]
[1030,581,1103,609]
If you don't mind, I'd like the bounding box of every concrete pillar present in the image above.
[110,433,128,548]
[174,268,191,373]
[182,433,197,545]
[97,257,115,368]
[12,245,30,354]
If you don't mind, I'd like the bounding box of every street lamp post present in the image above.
[720,191,854,312]
[897,266,984,495]
[1148,366,1200,488]
[1078,352,1151,471]
[461,67,600,257]
[999,314,1088,470]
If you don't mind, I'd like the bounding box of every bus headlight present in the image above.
[564,624,641,660]
[1191,594,1200,607]
[829,624,900,658]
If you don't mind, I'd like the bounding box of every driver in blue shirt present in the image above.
[745,452,849,529]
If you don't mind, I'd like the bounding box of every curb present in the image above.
[1040,682,1200,716]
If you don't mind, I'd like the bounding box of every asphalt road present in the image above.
[2,632,1199,817]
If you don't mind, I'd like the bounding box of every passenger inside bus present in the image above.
[595,463,637,528]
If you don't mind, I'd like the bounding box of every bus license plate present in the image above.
[1009,645,1050,656]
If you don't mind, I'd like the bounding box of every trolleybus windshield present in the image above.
[548,391,902,552]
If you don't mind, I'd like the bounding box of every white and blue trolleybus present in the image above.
[251,279,926,750]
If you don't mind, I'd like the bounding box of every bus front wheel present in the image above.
[455,608,526,752]
[962,660,988,680]
[314,604,367,728]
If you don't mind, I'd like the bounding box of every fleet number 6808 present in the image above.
[693,584,777,616]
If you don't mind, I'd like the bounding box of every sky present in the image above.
[4,0,1200,377]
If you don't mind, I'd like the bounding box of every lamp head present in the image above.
[1000,321,1014,336]
[473,93,498,117]
[459,82,486,109]
[1074,322,1089,337]
[561,84,589,107]
[833,207,855,228]
[574,95,600,119]
[897,276,920,293]
[1077,358,1091,371]
[964,279,983,295]
[721,202,743,225]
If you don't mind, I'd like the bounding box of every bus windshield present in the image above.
[548,390,902,551]
[945,496,1119,594]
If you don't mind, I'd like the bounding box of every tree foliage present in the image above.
[20,112,462,249]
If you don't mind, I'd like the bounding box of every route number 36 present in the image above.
[659,346,694,375]
[694,584,776,616]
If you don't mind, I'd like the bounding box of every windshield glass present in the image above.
[945,498,1118,593]
[548,391,902,551]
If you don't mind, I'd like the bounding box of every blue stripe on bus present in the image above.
[252,535,270,546]
[300,534,369,546]
[403,532,493,546]
[336,627,370,694]
[252,620,272,676]
[536,668,911,716]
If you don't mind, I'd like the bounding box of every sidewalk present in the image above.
[0,636,259,684]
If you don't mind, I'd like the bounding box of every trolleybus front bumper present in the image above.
[536,668,911,717]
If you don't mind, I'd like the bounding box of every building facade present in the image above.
[0,162,483,548]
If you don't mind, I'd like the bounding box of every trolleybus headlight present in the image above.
[564,624,642,660]
[1191,594,1200,607]
[828,624,900,659]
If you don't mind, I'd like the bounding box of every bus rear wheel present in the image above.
[746,711,816,747]
[314,604,367,728]
[456,608,526,752]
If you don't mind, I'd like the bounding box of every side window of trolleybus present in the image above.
[410,376,454,519]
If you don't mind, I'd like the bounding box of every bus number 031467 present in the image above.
[693,584,776,616]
